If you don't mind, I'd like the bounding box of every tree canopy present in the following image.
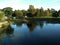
[0,11,5,20]
[0,5,60,20]
[2,7,13,17]
[13,10,23,19]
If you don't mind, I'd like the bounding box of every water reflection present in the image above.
[0,25,14,38]
[14,20,60,32]
[46,20,60,24]
[0,41,3,45]
[0,25,14,45]
[39,21,44,28]
[0,20,60,45]
[27,21,37,32]
[14,22,22,27]
[6,25,14,36]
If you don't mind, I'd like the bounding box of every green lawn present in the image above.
[25,16,60,18]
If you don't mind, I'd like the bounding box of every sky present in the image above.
[0,0,60,10]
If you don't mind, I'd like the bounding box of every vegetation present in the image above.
[12,10,23,19]
[2,7,13,17]
[0,11,6,21]
[0,5,60,21]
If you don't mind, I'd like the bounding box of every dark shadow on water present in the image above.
[27,21,37,32]
[14,22,22,27]
[39,21,44,28]
[6,25,14,35]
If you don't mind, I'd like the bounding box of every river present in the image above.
[0,20,60,45]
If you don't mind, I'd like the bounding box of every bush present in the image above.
[52,11,59,17]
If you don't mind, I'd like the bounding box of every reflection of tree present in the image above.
[39,21,44,28]
[6,25,14,35]
[0,33,5,39]
[0,25,14,44]
[0,31,6,39]
[46,19,60,24]
[27,21,37,32]
[15,22,22,27]
[0,28,6,39]
[0,41,3,45]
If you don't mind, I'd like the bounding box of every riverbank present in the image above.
[24,17,60,21]
[0,21,9,27]
[10,17,60,24]
[0,21,10,33]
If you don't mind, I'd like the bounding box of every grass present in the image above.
[0,20,5,22]
[0,23,9,33]
[33,16,60,18]
[40,16,53,18]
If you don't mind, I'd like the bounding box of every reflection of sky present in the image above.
[10,24,30,41]
[2,35,13,45]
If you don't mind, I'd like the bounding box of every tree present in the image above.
[39,7,44,16]
[47,8,52,16]
[13,10,23,19]
[2,7,13,17]
[51,8,56,15]
[36,9,40,17]
[27,5,36,17]
[58,10,60,16]
[52,11,59,17]
[44,9,52,16]
[21,10,27,17]
[27,12,32,17]
[0,11,5,20]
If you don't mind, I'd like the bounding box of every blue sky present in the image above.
[0,0,60,10]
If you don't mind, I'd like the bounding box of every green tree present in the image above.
[52,11,59,17]
[27,5,36,17]
[44,10,47,16]
[2,7,13,17]
[44,9,52,16]
[21,10,27,17]
[36,9,40,17]
[47,9,52,16]
[51,8,56,15]
[40,7,44,16]
[13,10,23,19]
[58,10,60,16]
[36,7,44,17]
[0,11,5,20]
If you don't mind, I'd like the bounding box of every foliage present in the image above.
[27,5,36,17]
[58,10,60,16]
[21,10,27,16]
[52,11,59,17]
[39,7,44,16]
[0,11,5,20]
[0,5,60,19]
[13,10,23,19]
[2,7,13,17]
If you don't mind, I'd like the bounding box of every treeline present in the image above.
[0,5,60,20]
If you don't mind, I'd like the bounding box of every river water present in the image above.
[0,20,60,45]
